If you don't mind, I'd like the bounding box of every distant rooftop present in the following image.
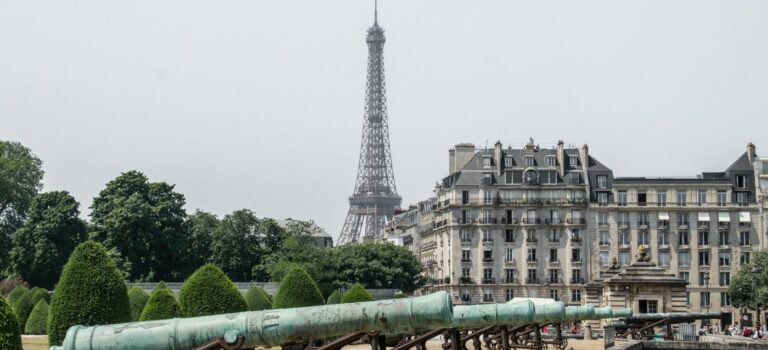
[275,218,331,238]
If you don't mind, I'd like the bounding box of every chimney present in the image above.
[494,141,503,175]
[747,142,756,163]
[453,143,476,173]
[448,148,456,174]
[581,144,589,169]
[557,140,565,177]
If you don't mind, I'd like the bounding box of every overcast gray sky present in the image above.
[2,1,767,240]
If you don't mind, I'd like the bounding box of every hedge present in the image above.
[12,292,34,333]
[30,288,50,306]
[140,282,181,321]
[24,300,48,335]
[272,267,324,309]
[393,292,408,299]
[340,284,374,304]
[244,287,272,311]
[47,241,131,346]
[326,290,342,305]
[179,264,247,317]
[0,297,22,350]
[6,286,28,305]
[128,287,150,321]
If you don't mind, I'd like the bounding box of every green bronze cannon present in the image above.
[607,312,721,340]
[51,291,453,350]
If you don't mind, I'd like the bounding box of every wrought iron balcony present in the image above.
[522,218,541,225]
[482,278,496,284]
[526,277,540,284]
[566,218,586,225]
[479,217,497,224]
[657,221,669,229]
[570,277,585,284]
[459,277,474,284]
[545,218,561,225]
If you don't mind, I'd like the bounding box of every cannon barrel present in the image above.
[623,312,721,324]
[51,291,453,350]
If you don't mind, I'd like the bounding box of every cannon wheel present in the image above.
[523,339,547,350]
[551,338,567,350]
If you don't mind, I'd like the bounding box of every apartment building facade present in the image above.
[408,141,763,323]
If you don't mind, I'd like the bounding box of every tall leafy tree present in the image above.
[729,250,768,313]
[209,209,263,282]
[185,210,219,273]
[9,191,87,289]
[335,243,424,292]
[90,171,188,281]
[0,141,44,277]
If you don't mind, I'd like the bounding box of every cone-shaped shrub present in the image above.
[47,241,131,346]
[326,290,342,305]
[12,293,34,333]
[128,287,150,321]
[245,287,272,311]
[340,284,374,304]
[24,300,48,335]
[179,264,247,317]
[140,282,181,321]
[272,267,324,309]
[0,297,22,350]
[30,288,50,305]
[6,286,28,305]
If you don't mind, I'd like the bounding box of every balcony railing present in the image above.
[698,222,709,230]
[678,222,690,229]
[637,221,649,229]
[522,218,542,225]
[504,258,516,265]
[657,221,669,229]
[483,295,494,302]
[482,258,494,263]
[548,238,560,243]
[718,223,730,231]
[482,278,495,284]
[526,257,539,263]
[548,278,562,284]
[546,218,561,225]
[504,277,519,284]
[526,237,538,243]
[459,277,474,284]
[526,277,540,284]
[566,218,586,225]
[571,236,582,243]
[456,218,476,225]
[483,238,494,244]
[500,218,518,225]
[570,277,586,284]
[479,218,497,224]
[461,258,471,263]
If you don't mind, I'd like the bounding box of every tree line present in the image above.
[0,140,424,295]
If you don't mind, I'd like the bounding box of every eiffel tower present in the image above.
[338,1,401,245]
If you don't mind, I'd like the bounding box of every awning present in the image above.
[658,212,670,221]
[740,212,751,223]
[698,212,710,222]
[718,212,730,222]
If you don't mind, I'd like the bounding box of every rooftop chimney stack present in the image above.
[581,144,589,170]
[747,142,756,163]
[557,140,565,177]
[453,143,476,174]
[494,141,503,175]
[448,148,456,174]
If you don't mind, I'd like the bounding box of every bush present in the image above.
[24,300,48,335]
[12,293,34,333]
[6,286,28,305]
[140,282,181,321]
[340,284,374,304]
[326,290,342,304]
[127,287,150,321]
[272,267,324,309]
[0,297,22,350]
[0,280,28,297]
[179,264,247,317]
[244,287,272,311]
[47,241,131,346]
[29,288,50,305]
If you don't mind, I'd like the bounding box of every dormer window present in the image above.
[596,175,607,189]
[525,156,534,167]
[505,157,513,167]
[546,156,556,167]
[736,175,747,189]
[569,157,578,168]
[483,157,491,168]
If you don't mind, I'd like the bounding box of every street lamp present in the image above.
[704,275,711,325]
[752,266,761,331]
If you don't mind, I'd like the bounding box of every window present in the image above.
[505,248,514,263]
[546,157,556,167]
[548,229,558,243]
[569,157,577,168]
[698,232,709,246]
[526,229,536,242]
[721,292,731,307]
[571,289,582,302]
[597,193,608,206]
[525,156,534,166]
[483,268,493,281]
[571,229,581,242]
[638,212,649,226]
[637,192,647,206]
[462,191,470,204]
[549,289,559,301]
[699,251,710,266]
[462,268,470,278]
[600,231,610,245]
[572,269,582,282]
[505,268,515,283]
[719,231,729,246]
[717,191,727,206]
[657,191,667,206]
[639,300,658,314]
[719,252,730,266]
[619,252,630,266]
[719,272,730,286]
[677,191,687,206]
[598,212,609,226]
[483,157,491,168]
[736,175,747,189]
[700,292,711,307]
[462,249,471,262]
[505,229,515,242]
[505,157,513,167]
[686,292,691,306]
[618,212,629,226]
[527,248,537,262]
[572,249,581,262]
[550,249,558,262]
[483,229,493,243]
[679,272,689,282]
[616,191,627,207]
[638,231,649,245]
[659,252,670,266]
[740,231,750,246]
[506,289,515,301]
[737,192,749,205]
[461,289,471,301]
[659,232,669,246]
[677,212,689,226]
[619,231,630,246]
[483,173,492,185]
[483,249,493,262]
[679,231,689,246]
[697,190,707,205]
[597,175,607,189]
[599,251,610,266]
[740,252,751,265]
[549,269,558,283]
[484,288,493,302]
[527,269,537,282]
[484,191,492,204]
[699,272,710,286]
[679,251,691,266]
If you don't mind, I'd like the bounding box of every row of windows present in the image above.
[488,155,577,168]
[594,175,749,191]
[598,251,751,267]
[685,292,732,307]
[606,189,751,206]
[461,288,583,303]
[598,230,752,246]
[460,267,583,284]
[461,248,583,264]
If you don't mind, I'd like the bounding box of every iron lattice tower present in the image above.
[338,5,401,245]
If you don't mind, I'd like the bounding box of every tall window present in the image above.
[617,191,628,206]
[677,212,689,226]
[462,191,470,204]
[619,231,630,246]
[737,192,749,205]
[618,213,629,226]
[571,289,582,302]
[572,269,582,282]
[697,190,707,205]
[719,252,730,266]
[527,269,537,282]
[677,190,687,206]
[657,191,667,206]
[462,249,471,262]
[599,251,610,266]
[679,251,691,266]
[597,176,607,189]
[679,272,689,282]
[527,248,537,262]
[736,175,747,189]
[600,231,610,245]
[719,272,730,286]
[549,269,558,283]
[679,231,689,246]
[597,193,608,206]
[483,157,491,167]
[637,192,647,206]
[550,249,558,262]
[569,157,577,168]
[483,268,493,281]
[549,289,559,301]
[598,212,609,226]
[700,292,711,307]
[699,272,710,286]
[619,252,630,265]
[460,230,472,243]
[505,248,514,262]
[638,231,649,245]
[506,289,515,301]
[698,232,709,246]
[717,191,727,206]
[505,229,515,242]
[659,232,669,246]
[525,156,534,166]
[698,251,710,266]
[483,249,493,261]
[638,212,649,226]
[547,157,556,167]
[740,231,751,246]
[484,191,492,204]
[721,292,731,307]
[741,252,751,265]
[719,231,729,246]
[659,252,670,266]
[483,229,493,242]
[572,249,581,262]
[505,157,513,167]
[462,268,470,277]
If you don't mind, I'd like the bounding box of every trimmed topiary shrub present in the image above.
[340,284,374,304]
[140,282,181,321]
[326,290,342,305]
[0,297,22,350]
[12,293,34,333]
[272,267,324,309]
[179,264,247,317]
[47,241,131,346]
[128,287,150,321]
[24,300,48,335]
[244,287,272,311]
[6,286,28,305]
[29,288,50,305]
